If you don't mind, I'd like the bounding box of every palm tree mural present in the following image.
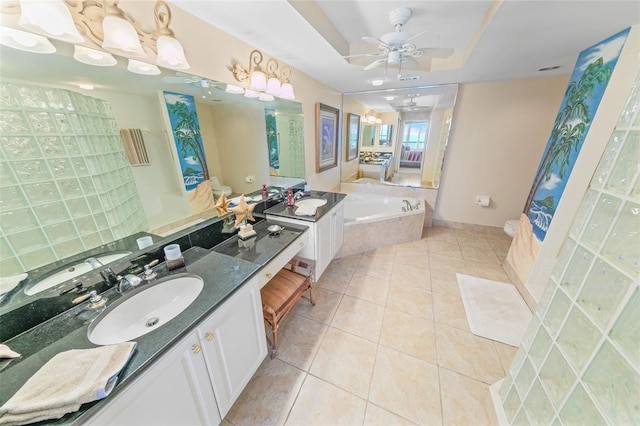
[523,57,612,216]
[167,100,210,182]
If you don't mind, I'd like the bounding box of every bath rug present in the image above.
[457,274,532,347]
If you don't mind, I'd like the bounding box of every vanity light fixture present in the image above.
[265,58,281,96]
[225,84,245,94]
[245,50,267,91]
[279,67,295,100]
[258,92,275,102]
[127,59,161,75]
[0,26,55,53]
[18,0,83,43]
[231,49,295,99]
[74,45,117,66]
[100,1,146,58]
[363,110,381,124]
[243,89,260,98]
[2,1,190,71]
[153,1,189,70]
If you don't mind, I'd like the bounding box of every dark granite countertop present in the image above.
[263,190,347,222]
[0,220,308,425]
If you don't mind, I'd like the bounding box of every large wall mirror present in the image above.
[342,84,458,189]
[0,40,305,312]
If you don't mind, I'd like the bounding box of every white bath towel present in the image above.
[294,204,317,216]
[0,342,136,425]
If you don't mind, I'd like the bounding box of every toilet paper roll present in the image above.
[476,195,491,207]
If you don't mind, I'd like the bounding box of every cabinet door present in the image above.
[315,212,332,280]
[331,203,345,257]
[86,333,221,426]
[197,277,267,418]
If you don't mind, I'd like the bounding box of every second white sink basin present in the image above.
[295,197,327,208]
[88,274,204,345]
[25,252,131,296]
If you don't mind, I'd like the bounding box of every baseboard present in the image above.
[431,219,504,234]
[489,379,509,426]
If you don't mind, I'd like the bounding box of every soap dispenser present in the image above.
[262,184,268,198]
[287,187,294,207]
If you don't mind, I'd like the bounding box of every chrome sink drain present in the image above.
[146,317,159,327]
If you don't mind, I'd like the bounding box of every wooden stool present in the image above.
[260,257,315,359]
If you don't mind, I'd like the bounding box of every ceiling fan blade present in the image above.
[405,30,430,43]
[162,76,188,84]
[362,36,391,49]
[364,58,386,71]
[419,47,454,58]
[405,56,420,66]
[342,52,384,59]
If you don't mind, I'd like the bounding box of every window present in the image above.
[402,121,429,150]
[378,124,393,146]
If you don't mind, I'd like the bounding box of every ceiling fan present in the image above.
[393,96,431,113]
[344,7,453,71]
[162,72,222,100]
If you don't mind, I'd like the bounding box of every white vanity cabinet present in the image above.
[84,330,221,426]
[268,200,344,280]
[196,277,267,418]
[85,277,266,425]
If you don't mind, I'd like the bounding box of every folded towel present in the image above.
[294,204,317,216]
[0,273,27,296]
[0,342,136,425]
[0,345,20,360]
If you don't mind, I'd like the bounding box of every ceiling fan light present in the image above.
[225,84,245,94]
[18,0,83,43]
[279,82,295,100]
[102,15,146,58]
[74,45,117,67]
[127,59,161,75]
[0,26,55,53]
[156,35,190,70]
[266,77,281,96]
[249,69,267,91]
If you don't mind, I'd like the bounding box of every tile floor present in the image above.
[224,227,520,426]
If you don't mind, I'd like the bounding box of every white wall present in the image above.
[435,75,570,227]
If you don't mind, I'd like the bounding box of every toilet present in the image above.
[504,219,519,237]
[210,176,232,199]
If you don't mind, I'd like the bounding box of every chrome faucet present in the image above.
[117,274,142,293]
[402,199,412,212]
[293,191,305,201]
[84,257,103,269]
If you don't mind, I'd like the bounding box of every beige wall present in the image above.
[435,75,570,227]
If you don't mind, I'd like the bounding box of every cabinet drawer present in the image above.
[257,231,309,288]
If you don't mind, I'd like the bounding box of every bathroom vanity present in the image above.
[265,191,346,280]
[0,219,310,425]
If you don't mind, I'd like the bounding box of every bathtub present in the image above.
[336,193,425,258]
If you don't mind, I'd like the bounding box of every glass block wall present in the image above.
[499,72,640,424]
[0,82,147,275]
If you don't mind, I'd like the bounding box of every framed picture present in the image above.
[346,113,360,161]
[316,102,340,172]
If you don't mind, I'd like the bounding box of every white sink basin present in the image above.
[295,197,327,208]
[25,252,131,296]
[88,274,204,345]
